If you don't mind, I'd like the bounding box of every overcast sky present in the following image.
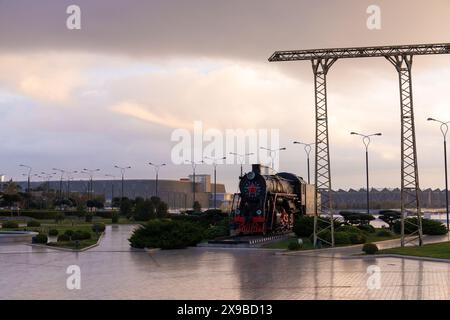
[1,0,450,192]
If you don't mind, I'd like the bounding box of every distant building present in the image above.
[18,174,233,210]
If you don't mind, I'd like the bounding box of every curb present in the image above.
[344,253,450,264]
[27,232,105,252]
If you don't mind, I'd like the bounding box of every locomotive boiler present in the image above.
[231,164,315,235]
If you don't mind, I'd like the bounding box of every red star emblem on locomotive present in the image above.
[247,183,257,195]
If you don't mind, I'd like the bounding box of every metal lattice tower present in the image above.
[312,58,337,247]
[269,43,450,247]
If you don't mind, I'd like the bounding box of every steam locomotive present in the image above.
[231,164,315,235]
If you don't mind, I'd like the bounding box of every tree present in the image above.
[134,199,155,221]
[378,210,401,230]
[120,198,133,217]
[193,201,202,213]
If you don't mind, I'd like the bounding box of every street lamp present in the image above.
[350,131,382,215]
[204,156,226,209]
[52,168,66,200]
[185,160,203,208]
[19,164,32,193]
[260,147,286,170]
[293,141,315,184]
[41,172,56,194]
[66,171,78,198]
[104,174,116,202]
[229,152,254,177]
[427,117,450,231]
[149,162,166,198]
[114,165,131,199]
[82,168,100,200]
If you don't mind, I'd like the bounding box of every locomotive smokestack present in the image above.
[252,164,261,174]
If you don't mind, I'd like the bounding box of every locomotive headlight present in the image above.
[236,209,241,215]
[256,210,262,215]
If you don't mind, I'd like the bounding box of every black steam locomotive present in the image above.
[231,164,314,235]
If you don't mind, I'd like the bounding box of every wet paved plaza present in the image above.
[1,225,450,300]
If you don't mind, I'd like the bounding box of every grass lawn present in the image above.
[263,237,315,250]
[379,241,450,259]
[366,233,400,243]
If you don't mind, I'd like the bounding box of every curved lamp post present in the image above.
[149,162,166,198]
[229,152,254,177]
[185,160,203,208]
[260,147,286,170]
[350,132,382,215]
[114,165,130,200]
[204,156,226,209]
[427,117,450,231]
[293,141,315,184]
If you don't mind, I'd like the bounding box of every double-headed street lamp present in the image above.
[260,147,286,170]
[149,162,166,198]
[229,152,254,177]
[82,168,100,200]
[350,132,382,215]
[185,160,203,208]
[204,156,226,209]
[114,165,131,199]
[66,171,78,198]
[104,174,116,201]
[428,117,450,231]
[52,168,66,199]
[293,141,315,184]
[19,164,32,193]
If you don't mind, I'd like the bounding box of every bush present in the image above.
[334,232,352,245]
[129,219,204,249]
[33,234,48,244]
[54,212,65,223]
[362,243,379,254]
[48,229,59,236]
[357,224,376,233]
[339,211,375,225]
[393,218,447,235]
[376,229,393,237]
[112,213,119,224]
[64,230,74,238]
[336,225,362,234]
[1,221,19,229]
[85,213,93,223]
[203,225,229,239]
[27,220,41,227]
[57,234,70,242]
[92,223,106,233]
[288,241,302,251]
[1,210,59,220]
[378,210,401,229]
[294,216,342,238]
[72,230,91,241]
[349,233,367,244]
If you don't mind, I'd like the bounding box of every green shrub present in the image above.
[85,213,93,223]
[203,225,229,239]
[64,230,74,238]
[336,225,361,234]
[57,234,70,242]
[288,241,302,251]
[376,229,393,237]
[72,230,91,240]
[112,213,119,224]
[339,211,375,225]
[349,233,367,244]
[129,219,204,249]
[334,231,352,245]
[1,221,19,229]
[393,218,447,235]
[27,220,41,227]
[1,211,59,220]
[48,229,59,236]
[95,211,113,219]
[294,216,341,238]
[92,223,106,233]
[362,243,379,254]
[33,234,48,244]
[357,224,376,233]
[54,212,65,223]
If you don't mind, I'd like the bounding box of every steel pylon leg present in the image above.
[312,58,337,248]
[386,55,423,247]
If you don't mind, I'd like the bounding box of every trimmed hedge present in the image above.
[48,229,59,236]
[129,219,204,249]
[393,218,447,235]
[357,224,376,233]
[362,243,378,254]
[1,221,19,228]
[92,223,106,233]
[288,241,302,251]
[376,229,393,237]
[33,234,48,244]
[294,216,342,238]
[27,220,41,227]
[71,230,91,240]
[57,234,70,241]
[0,211,61,220]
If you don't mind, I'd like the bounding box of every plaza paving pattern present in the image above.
[1,225,450,299]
